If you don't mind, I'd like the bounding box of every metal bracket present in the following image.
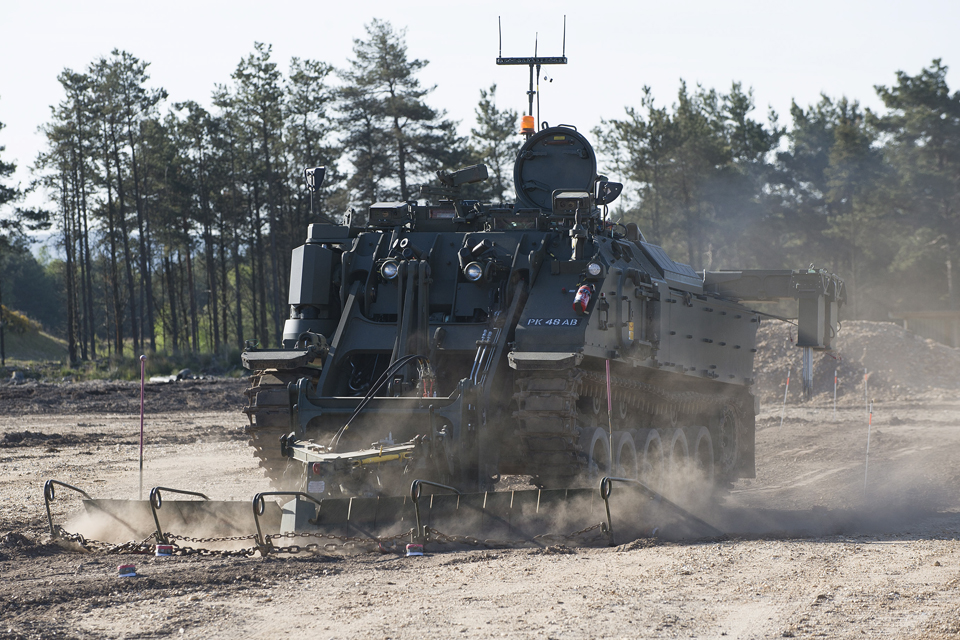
[599,476,722,545]
[252,491,324,552]
[43,479,91,537]
[149,487,210,545]
[410,479,462,541]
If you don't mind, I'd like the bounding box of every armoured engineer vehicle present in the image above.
[241,124,844,500]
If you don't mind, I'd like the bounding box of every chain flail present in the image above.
[167,532,259,543]
[47,520,610,557]
[422,521,608,548]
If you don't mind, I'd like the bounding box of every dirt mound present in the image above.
[0,430,90,448]
[0,377,248,416]
[753,320,960,403]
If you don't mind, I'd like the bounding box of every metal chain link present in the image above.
[55,529,158,554]
[424,521,607,548]
[49,520,610,557]
[265,529,414,545]
[167,532,259,544]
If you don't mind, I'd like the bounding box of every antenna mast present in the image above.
[497,15,567,138]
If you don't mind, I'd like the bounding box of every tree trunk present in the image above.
[0,261,6,367]
[80,178,96,360]
[184,241,199,353]
[71,162,88,362]
[128,129,155,352]
[203,221,220,352]
[250,179,268,347]
[101,128,123,355]
[233,232,244,352]
[164,255,180,353]
[259,121,283,346]
[393,115,409,201]
[61,175,78,366]
[218,214,230,354]
[110,129,140,354]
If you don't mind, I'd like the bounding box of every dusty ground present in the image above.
[1,374,959,639]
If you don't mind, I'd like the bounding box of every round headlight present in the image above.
[464,262,484,282]
[380,260,399,280]
[586,262,603,277]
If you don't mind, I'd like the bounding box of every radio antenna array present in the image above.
[497,16,567,126]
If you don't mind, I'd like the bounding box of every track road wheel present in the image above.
[636,428,664,494]
[243,369,302,488]
[615,431,639,479]
[585,427,611,480]
[687,426,716,485]
[666,428,689,479]
[716,406,741,479]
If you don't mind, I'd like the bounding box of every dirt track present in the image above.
[1,379,960,639]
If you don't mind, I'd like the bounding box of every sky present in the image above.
[2,0,960,208]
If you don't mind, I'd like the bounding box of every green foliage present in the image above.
[467,84,520,202]
[339,20,464,204]
[871,59,960,310]
[594,63,960,319]
[0,348,243,381]
[102,350,243,380]
[0,240,63,333]
[0,327,67,363]
[13,29,960,355]
[0,305,41,334]
[595,82,782,270]
[0,107,18,208]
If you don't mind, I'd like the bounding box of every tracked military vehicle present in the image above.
[241,117,844,500]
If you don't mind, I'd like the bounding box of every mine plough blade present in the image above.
[44,475,723,553]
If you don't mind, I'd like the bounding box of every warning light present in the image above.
[521,115,535,134]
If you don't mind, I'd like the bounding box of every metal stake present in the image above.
[779,368,791,432]
[864,400,873,496]
[139,354,146,500]
[605,359,614,473]
[801,346,813,399]
[833,368,838,421]
[863,368,869,422]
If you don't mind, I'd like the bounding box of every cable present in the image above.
[329,354,430,451]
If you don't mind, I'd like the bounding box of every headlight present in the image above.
[380,260,399,280]
[464,262,484,282]
[586,262,603,277]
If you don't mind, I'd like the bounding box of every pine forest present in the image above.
[1,19,960,369]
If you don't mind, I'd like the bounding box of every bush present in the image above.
[0,305,42,335]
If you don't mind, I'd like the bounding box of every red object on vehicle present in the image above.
[573,285,592,314]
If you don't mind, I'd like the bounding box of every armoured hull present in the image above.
[242,125,843,499]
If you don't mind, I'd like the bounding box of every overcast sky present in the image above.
[2,0,959,202]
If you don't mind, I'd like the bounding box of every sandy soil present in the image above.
[1,375,959,640]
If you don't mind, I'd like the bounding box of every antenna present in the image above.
[496,15,567,137]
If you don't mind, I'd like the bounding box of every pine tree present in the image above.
[339,19,462,205]
[470,84,520,202]
[232,42,285,346]
[874,59,960,309]
[0,106,23,365]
